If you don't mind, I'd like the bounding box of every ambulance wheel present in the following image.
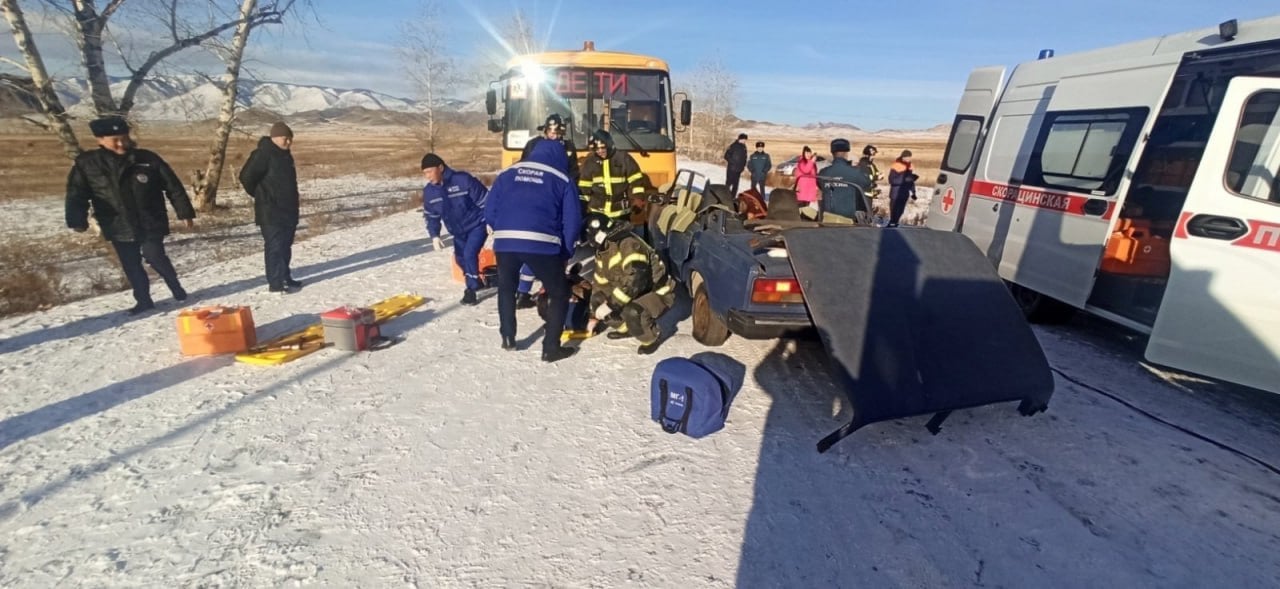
[1009,282,1076,324]
[692,283,730,346]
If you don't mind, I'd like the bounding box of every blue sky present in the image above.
[5,0,1279,129]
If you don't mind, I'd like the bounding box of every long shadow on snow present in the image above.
[0,312,318,452]
[737,218,1280,587]
[736,338,892,588]
[735,227,1020,587]
[0,237,440,356]
[0,303,448,520]
[735,225,1020,587]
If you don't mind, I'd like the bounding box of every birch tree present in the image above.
[688,57,738,160]
[396,0,456,151]
[463,7,539,95]
[501,8,537,56]
[1,0,80,159]
[191,0,279,211]
[4,0,294,159]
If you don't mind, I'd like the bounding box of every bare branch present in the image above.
[36,0,73,16]
[0,56,30,73]
[167,0,178,43]
[192,70,218,86]
[108,25,137,74]
[20,114,52,130]
[0,77,36,99]
[119,8,286,113]
[101,0,126,20]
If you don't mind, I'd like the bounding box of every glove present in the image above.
[432,237,445,250]
[594,303,613,320]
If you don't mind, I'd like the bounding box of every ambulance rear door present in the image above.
[927,66,1006,232]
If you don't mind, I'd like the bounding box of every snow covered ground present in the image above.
[2,174,1280,587]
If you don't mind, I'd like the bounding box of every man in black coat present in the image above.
[66,116,195,315]
[239,122,301,293]
[723,133,748,196]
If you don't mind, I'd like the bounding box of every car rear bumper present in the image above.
[726,308,813,339]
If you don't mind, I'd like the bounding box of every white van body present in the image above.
[927,16,1280,395]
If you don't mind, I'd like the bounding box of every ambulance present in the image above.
[927,16,1280,394]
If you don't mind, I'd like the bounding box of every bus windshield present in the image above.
[503,67,674,153]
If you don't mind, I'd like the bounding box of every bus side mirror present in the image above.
[680,99,692,127]
[487,119,503,133]
[485,89,497,116]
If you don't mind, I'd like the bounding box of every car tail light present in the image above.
[751,277,804,304]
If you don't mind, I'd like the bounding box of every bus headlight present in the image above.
[520,62,545,84]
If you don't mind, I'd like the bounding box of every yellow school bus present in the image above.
[485,41,692,192]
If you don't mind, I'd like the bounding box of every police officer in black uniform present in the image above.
[66,116,195,315]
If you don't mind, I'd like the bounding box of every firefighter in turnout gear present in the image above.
[857,144,883,199]
[577,130,651,225]
[521,113,579,182]
[585,213,675,354]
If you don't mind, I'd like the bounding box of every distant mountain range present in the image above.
[737,119,950,139]
[0,73,947,135]
[0,73,483,120]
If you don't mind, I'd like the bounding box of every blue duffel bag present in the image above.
[651,357,734,438]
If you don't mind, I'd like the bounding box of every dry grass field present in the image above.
[0,119,946,316]
[0,121,500,201]
[0,120,499,316]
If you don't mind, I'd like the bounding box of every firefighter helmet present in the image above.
[588,130,614,153]
[538,113,564,134]
[583,212,612,245]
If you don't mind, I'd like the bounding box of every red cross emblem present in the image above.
[941,187,956,214]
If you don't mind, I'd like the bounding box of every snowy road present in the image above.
[1,205,1279,587]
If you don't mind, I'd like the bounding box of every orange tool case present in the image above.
[451,247,498,284]
[176,306,257,356]
[1101,219,1172,277]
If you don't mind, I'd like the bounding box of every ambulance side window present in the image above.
[1224,91,1280,205]
[1028,108,1148,195]
[942,116,983,174]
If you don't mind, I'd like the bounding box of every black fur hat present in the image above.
[89,116,129,137]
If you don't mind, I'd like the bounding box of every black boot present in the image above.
[501,335,517,351]
[541,346,577,363]
[126,301,156,315]
[285,279,303,288]
[515,292,535,309]
[171,285,188,302]
[460,289,478,306]
[606,330,633,340]
[638,341,660,355]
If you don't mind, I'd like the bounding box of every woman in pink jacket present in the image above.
[794,145,819,206]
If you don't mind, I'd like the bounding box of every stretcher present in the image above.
[235,293,427,366]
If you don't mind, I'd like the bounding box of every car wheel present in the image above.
[692,282,730,346]
[1009,282,1076,324]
